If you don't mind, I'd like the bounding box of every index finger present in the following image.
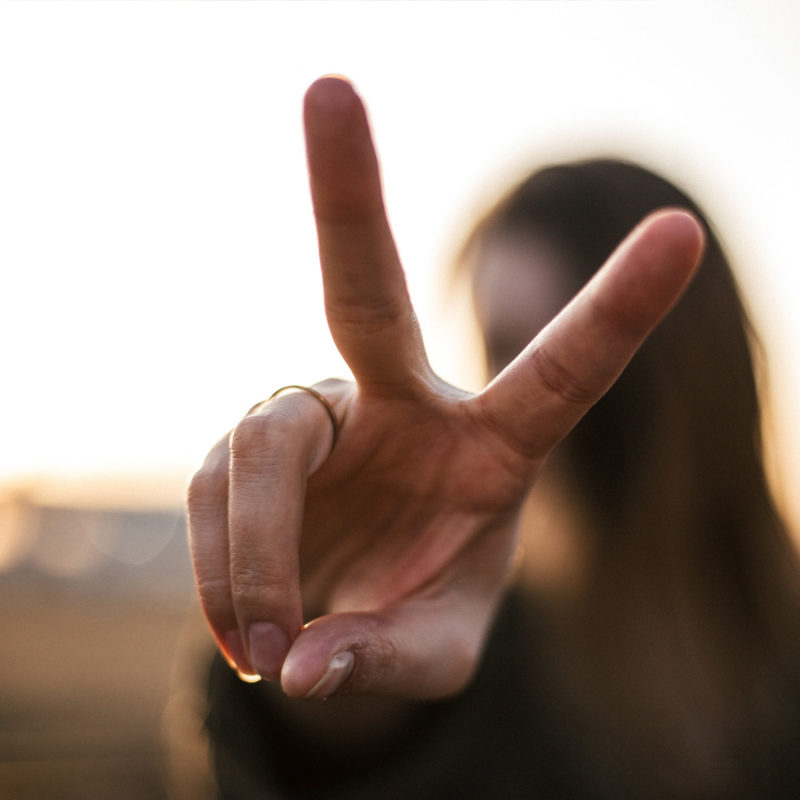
[479,210,705,457]
[304,77,429,389]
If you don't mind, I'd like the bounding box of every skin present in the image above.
[186,76,705,701]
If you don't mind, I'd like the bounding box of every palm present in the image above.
[187,76,704,699]
[301,387,528,617]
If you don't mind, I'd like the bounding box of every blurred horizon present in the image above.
[0,471,189,511]
[0,491,200,798]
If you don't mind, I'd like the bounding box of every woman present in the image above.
[461,160,800,796]
[184,77,800,798]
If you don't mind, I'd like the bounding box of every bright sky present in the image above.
[1,1,798,516]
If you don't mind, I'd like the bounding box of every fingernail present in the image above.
[223,630,261,683]
[304,651,355,699]
[249,622,290,681]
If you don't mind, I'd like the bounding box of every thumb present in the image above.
[280,595,496,700]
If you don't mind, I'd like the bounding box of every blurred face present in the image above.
[471,233,577,377]
[470,232,589,591]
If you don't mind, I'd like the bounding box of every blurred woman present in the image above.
[461,159,800,796]
[184,78,800,799]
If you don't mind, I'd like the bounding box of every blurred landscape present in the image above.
[0,487,203,799]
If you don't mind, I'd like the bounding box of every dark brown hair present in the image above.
[463,160,800,795]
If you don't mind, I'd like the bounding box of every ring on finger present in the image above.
[248,384,340,456]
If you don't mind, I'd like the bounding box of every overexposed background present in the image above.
[1,0,798,520]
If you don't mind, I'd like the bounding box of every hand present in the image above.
[187,77,704,700]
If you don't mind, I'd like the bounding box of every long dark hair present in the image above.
[462,160,800,796]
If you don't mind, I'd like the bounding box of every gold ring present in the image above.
[267,384,340,456]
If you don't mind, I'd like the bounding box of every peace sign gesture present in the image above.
[187,77,704,700]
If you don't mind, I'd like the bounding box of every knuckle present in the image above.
[329,618,398,695]
[530,343,597,406]
[229,564,284,614]
[230,414,290,466]
[368,632,399,678]
[187,464,227,511]
[194,572,232,611]
[326,295,409,336]
[190,565,237,631]
[344,634,397,696]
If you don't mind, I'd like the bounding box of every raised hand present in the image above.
[187,77,704,700]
